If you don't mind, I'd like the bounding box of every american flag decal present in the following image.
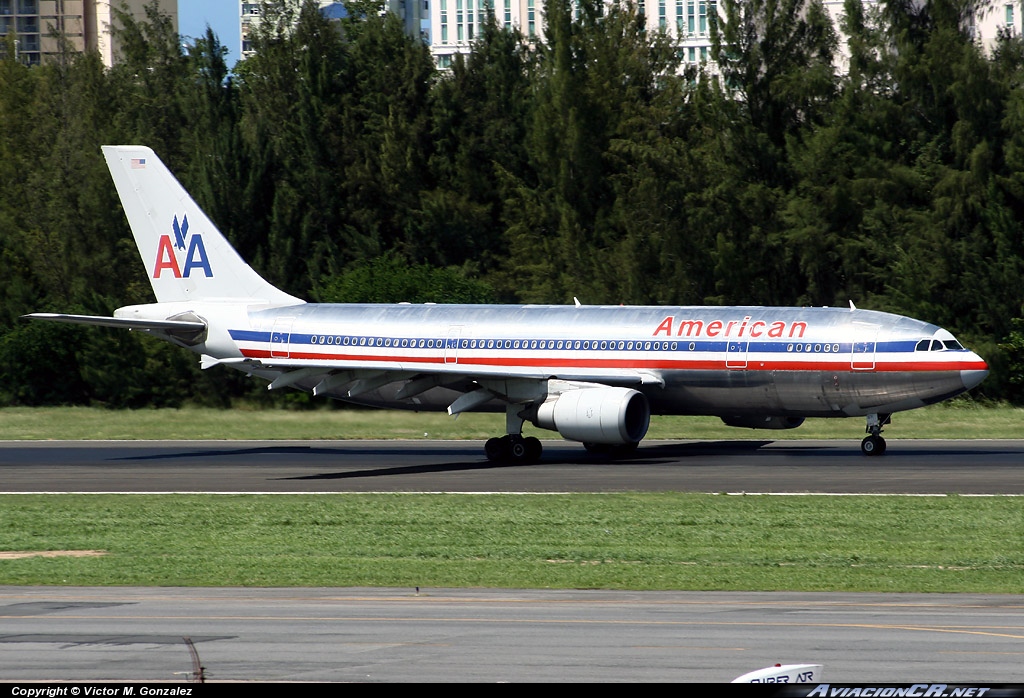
[131,158,146,169]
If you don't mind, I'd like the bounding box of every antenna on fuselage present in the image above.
[849,300,857,311]
[573,297,582,307]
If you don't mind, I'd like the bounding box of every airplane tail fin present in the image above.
[101,145,302,306]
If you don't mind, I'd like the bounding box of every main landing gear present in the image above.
[861,412,891,456]
[485,434,543,463]
[485,405,543,464]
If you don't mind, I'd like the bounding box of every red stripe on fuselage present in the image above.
[237,348,986,373]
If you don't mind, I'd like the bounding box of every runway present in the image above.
[1,587,1023,683]
[0,439,1022,494]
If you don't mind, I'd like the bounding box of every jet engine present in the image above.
[720,415,806,430]
[533,387,650,444]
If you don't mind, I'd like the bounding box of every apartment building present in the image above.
[429,0,1024,69]
[0,0,177,66]
[240,0,427,58]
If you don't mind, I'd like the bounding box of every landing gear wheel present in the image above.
[484,435,543,463]
[524,436,542,462]
[862,413,890,457]
[485,437,506,462]
[861,434,886,456]
[509,436,528,460]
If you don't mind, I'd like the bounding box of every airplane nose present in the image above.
[961,363,988,391]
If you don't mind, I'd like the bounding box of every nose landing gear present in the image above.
[861,413,891,456]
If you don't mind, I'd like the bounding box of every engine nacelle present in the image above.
[534,387,650,444]
[721,415,806,430]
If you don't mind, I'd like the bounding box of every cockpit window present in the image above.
[916,338,964,351]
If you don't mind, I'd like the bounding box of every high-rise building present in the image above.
[233,0,1023,70]
[240,0,426,59]
[429,0,722,69]
[429,0,1024,70]
[0,0,178,67]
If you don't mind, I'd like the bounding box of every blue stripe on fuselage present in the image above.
[228,328,952,357]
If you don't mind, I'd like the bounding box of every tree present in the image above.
[418,16,533,273]
[712,0,839,185]
[316,252,497,303]
[699,0,838,305]
[501,0,687,304]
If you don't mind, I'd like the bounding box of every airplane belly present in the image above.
[777,369,969,417]
[652,369,785,415]
[837,370,970,415]
[776,371,843,416]
[651,367,971,419]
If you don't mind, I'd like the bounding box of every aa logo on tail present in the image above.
[153,214,212,278]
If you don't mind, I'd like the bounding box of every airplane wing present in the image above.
[203,354,666,415]
[215,354,664,385]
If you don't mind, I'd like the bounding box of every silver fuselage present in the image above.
[203,303,987,419]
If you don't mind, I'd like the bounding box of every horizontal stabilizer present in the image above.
[200,355,252,370]
[24,313,205,333]
[25,312,207,346]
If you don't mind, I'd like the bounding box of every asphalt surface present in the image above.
[1,587,1023,683]
[0,439,1023,493]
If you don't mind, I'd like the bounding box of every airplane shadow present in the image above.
[110,440,783,467]
[278,441,783,479]
[111,445,473,462]
[279,459,535,481]
[105,441,1024,483]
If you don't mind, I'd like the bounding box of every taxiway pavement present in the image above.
[2,587,1023,683]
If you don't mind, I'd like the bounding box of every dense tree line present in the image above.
[1,0,1023,407]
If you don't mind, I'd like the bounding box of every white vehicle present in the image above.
[27,147,989,461]
[732,663,823,683]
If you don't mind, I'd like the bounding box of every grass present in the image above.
[0,493,1021,592]
[0,401,1022,441]
[2,404,1020,593]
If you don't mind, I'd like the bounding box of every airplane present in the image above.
[26,146,989,461]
